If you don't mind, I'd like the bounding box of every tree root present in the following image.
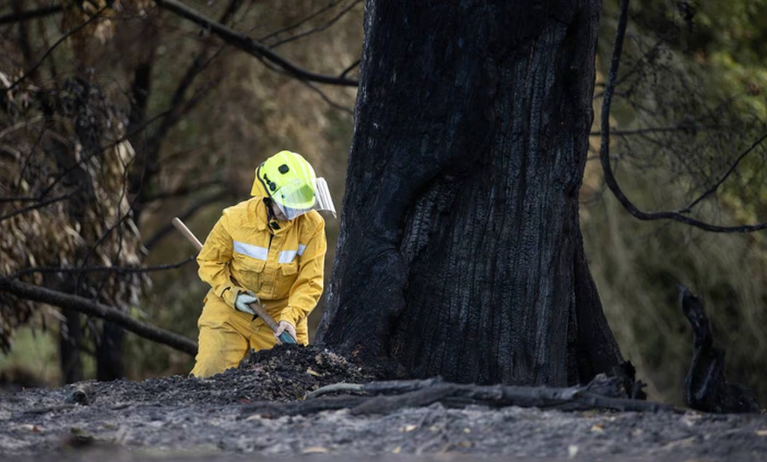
[239,376,677,420]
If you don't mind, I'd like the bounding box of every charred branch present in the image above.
[678,285,761,413]
[339,58,360,79]
[240,376,674,419]
[0,278,198,356]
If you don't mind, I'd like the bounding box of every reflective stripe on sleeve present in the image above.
[297,244,307,256]
[233,241,268,260]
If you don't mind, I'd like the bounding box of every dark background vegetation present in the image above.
[1,0,765,406]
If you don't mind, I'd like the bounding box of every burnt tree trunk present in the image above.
[59,308,83,383]
[318,0,623,386]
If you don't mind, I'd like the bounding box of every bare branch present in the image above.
[0,196,40,203]
[599,0,767,233]
[129,45,225,221]
[10,256,195,279]
[300,79,354,115]
[141,180,221,203]
[154,0,358,87]
[680,132,767,213]
[0,4,62,25]
[259,0,346,43]
[0,191,74,222]
[7,7,109,91]
[142,191,227,252]
[269,0,362,48]
[0,278,197,356]
[589,124,727,137]
[37,108,173,200]
[339,58,360,79]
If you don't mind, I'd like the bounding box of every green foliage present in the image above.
[0,325,61,387]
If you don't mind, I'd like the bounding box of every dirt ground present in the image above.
[2,345,766,461]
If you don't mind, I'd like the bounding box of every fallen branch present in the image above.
[240,376,676,419]
[0,278,197,356]
[239,395,369,419]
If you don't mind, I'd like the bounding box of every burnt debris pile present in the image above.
[35,345,374,408]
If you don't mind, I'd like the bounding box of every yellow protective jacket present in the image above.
[196,197,326,328]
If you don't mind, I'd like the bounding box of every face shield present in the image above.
[272,177,336,220]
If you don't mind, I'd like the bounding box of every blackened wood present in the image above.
[238,395,368,418]
[319,0,623,386]
[239,377,674,419]
[97,322,125,381]
[679,285,761,413]
[349,383,458,415]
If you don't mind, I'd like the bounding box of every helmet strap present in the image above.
[263,197,281,230]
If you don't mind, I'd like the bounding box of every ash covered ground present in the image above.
[1,345,767,461]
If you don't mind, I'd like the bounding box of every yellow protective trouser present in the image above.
[190,294,308,378]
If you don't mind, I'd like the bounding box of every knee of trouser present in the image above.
[250,327,279,351]
[190,356,227,379]
[198,295,234,328]
[191,316,248,378]
[190,339,236,378]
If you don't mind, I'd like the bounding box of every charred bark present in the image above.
[319,0,623,386]
[96,322,124,381]
[678,285,760,413]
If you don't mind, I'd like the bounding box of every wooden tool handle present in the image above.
[171,217,297,344]
[172,217,203,251]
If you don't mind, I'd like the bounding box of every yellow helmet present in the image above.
[251,151,336,219]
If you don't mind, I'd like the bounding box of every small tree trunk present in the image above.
[96,322,125,381]
[60,308,83,384]
[319,0,623,386]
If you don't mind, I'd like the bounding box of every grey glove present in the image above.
[234,290,259,315]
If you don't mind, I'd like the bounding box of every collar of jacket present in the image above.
[251,197,293,235]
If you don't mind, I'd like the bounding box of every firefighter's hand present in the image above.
[274,321,296,344]
[234,291,258,315]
